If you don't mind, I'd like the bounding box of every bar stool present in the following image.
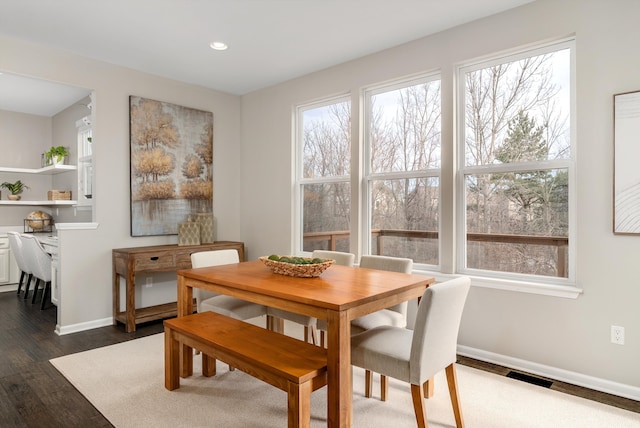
[20,234,53,309]
[7,232,33,298]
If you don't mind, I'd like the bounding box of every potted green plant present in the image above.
[1,180,30,201]
[45,145,69,165]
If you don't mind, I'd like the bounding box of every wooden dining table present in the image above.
[176,259,434,427]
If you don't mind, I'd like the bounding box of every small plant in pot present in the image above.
[1,180,30,201]
[45,145,69,165]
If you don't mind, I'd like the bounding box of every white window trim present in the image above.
[362,72,442,270]
[293,94,351,256]
[455,38,579,296]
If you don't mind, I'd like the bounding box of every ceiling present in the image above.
[0,0,533,116]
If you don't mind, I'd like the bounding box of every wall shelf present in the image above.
[1,165,78,206]
[0,200,76,206]
[0,165,77,175]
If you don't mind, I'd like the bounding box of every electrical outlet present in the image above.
[145,277,153,288]
[611,325,625,345]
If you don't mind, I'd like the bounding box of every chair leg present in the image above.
[445,364,464,428]
[23,274,33,299]
[267,316,284,334]
[16,271,25,294]
[266,314,274,330]
[364,370,373,398]
[410,383,428,428]
[31,279,41,304]
[381,374,388,401]
[423,377,435,398]
[303,326,319,345]
[40,281,51,310]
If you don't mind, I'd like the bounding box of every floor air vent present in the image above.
[506,371,553,388]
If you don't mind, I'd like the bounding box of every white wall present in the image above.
[1,37,243,332]
[240,0,640,398]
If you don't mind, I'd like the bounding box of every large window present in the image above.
[294,39,575,293]
[296,97,351,253]
[365,76,441,265]
[457,40,574,282]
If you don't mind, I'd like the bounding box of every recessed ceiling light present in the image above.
[210,41,228,51]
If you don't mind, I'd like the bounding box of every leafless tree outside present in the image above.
[300,47,570,277]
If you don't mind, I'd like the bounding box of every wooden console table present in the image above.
[112,241,244,332]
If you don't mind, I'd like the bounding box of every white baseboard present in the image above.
[55,317,113,336]
[457,345,640,401]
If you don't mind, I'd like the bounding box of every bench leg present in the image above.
[164,326,180,390]
[202,354,216,377]
[287,380,311,428]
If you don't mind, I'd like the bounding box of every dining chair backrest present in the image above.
[7,231,30,274]
[190,249,240,312]
[20,234,52,283]
[359,255,413,315]
[311,250,355,267]
[410,276,470,385]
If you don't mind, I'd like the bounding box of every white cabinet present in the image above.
[0,248,9,283]
[0,236,18,285]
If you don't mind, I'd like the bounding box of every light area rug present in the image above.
[50,323,640,428]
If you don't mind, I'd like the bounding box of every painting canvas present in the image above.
[130,96,213,236]
[614,90,640,234]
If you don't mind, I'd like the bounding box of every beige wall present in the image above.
[240,0,640,398]
[0,103,92,225]
[0,110,54,225]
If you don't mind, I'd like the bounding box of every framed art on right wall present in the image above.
[614,90,640,234]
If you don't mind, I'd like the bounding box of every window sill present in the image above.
[467,275,582,299]
[412,268,582,299]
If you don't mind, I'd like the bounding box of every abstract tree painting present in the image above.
[130,96,213,236]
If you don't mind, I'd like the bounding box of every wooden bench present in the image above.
[164,311,328,428]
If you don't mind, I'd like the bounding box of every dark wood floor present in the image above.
[0,289,637,427]
[0,289,163,427]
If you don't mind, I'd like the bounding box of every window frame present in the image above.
[292,38,581,298]
[455,38,578,294]
[362,73,442,269]
[293,94,352,256]
[76,115,93,208]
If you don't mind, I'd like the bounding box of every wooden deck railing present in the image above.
[303,229,568,277]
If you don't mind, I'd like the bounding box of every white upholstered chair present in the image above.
[317,254,413,346]
[350,276,471,428]
[190,249,267,322]
[267,250,355,344]
[20,234,53,309]
[191,249,268,371]
[7,232,31,297]
[351,255,413,333]
[310,250,355,267]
